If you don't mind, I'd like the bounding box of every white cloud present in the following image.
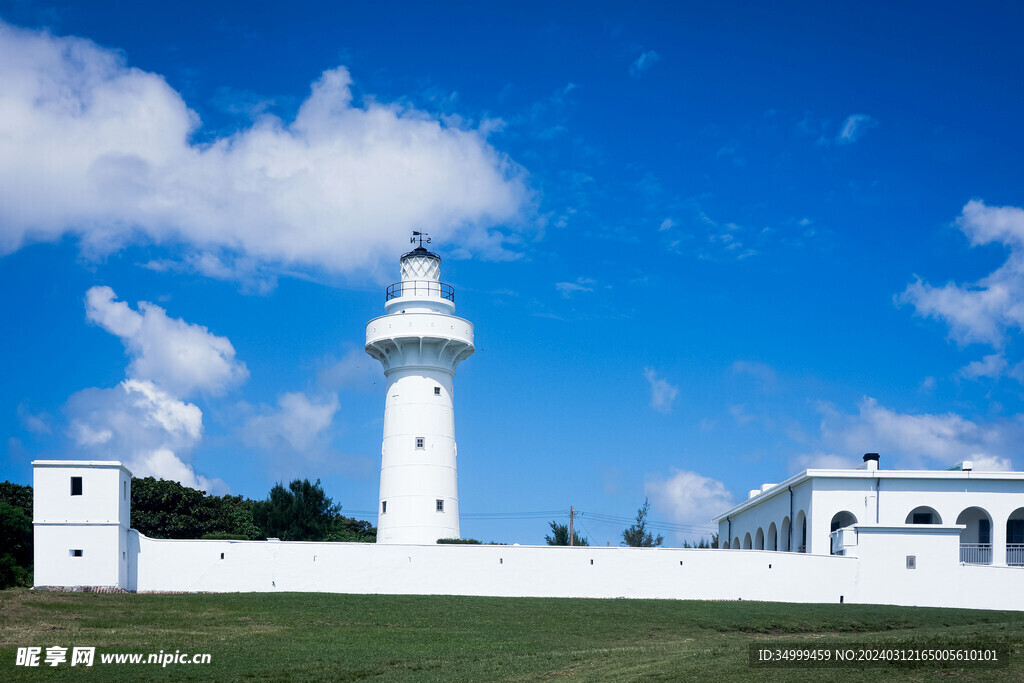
[685,207,760,261]
[729,403,756,426]
[818,396,1018,470]
[17,404,51,433]
[0,21,529,279]
[71,422,113,446]
[659,217,676,231]
[136,448,228,494]
[731,360,777,390]
[630,50,661,77]
[960,352,1008,380]
[643,367,678,414]
[61,282,242,493]
[969,455,1013,471]
[555,277,596,297]
[142,252,277,295]
[1010,362,1024,384]
[242,392,340,455]
[65,379,225,493]
[645,469,734,530]
[789,451,858,470]
[836,113,877,143]
[68,380,202,452]
[317,349,379,391]
[898,200,1024,347]
[120,378,203,440]
[86,285,248,397]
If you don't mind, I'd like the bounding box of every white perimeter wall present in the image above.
[125,530,1024,611]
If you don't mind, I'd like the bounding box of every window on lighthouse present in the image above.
[382,501,387,514]
[415,437,425,449]
[434,386,441,396]
[436,499,444,512]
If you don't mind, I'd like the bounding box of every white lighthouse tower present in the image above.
[365,234,475,544]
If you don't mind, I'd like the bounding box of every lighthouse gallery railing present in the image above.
[386,281,455,302]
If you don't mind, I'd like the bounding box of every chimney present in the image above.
[862,453,880,471]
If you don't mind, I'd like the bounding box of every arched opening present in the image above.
[830,511,858,555]
[767,522,778,551]
[906,506,942,525]
[830,511,857,531]
[795,510,807,553]
[754,527,765,550]
[1008,507,1024,566]
[780,516,791,552]
[722,539,729,549]
[956,507,993,565]
[743,532,752,549]
[733,536,740,550]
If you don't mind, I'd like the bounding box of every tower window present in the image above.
[436,499,444,512]
[415,437,425,449]
[70,477,82,496]
[70,549,83,557]
[434,386,441,396]
[382,501,387,514]
[123,481,127,500]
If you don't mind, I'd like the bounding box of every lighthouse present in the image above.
[365,234,475,544]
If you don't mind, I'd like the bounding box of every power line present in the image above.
[577,511,716,534]
[343,508,716,534]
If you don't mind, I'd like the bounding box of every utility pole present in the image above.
[569,506,574,546]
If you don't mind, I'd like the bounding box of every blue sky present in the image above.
[3,1,1024,545]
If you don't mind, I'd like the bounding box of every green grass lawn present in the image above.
[1,589,1019,681]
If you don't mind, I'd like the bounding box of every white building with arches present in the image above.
[714,453,1024,568]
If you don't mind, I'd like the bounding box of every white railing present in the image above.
[1008,544,1024,567]
[959,543,992,565]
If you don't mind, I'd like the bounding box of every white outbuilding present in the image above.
[713,453,1024,568]
[32,460,133,589]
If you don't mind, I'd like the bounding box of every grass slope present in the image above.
[1,590,1019,681]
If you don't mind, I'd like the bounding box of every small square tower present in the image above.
[32,460,133,589]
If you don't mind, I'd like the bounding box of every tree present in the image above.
[131,476,374,542]
[131,477,261,540]
[545,521,589,546]
[1,482,34,588]
[0,502,33,588]
[0,481,33,515]
[253,479,341,541]
[622,498,663,547]
[208,494,262,540]
[325,515,376,543]
[682,533,719,549]
[131,477,216,539]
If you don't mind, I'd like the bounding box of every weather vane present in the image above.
[410,231,431,248]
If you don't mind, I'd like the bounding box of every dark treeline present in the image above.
[0,481,33,589]
[0,477,375,589]
[131,477,376,542]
